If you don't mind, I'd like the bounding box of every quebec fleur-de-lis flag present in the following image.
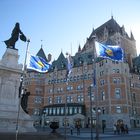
[95,41,124,61]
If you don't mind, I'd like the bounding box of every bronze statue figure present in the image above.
[4,22,27,49]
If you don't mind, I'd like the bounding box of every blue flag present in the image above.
[27,55,51,73]
[93,69,96,87]
[95,41,124,61]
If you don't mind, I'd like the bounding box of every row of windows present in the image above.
[131,75,140,80]
[100,77,121,86]
[48,69,123,85]
[48,95,84,104]
[43,106,83,116]
[48,78,122,94]
[24,80,44,86]
[130,82,140,88]
[34,87,122,104]
[99,60,123,67]
[47,88,121,104]
[35,88,43,94]
[48,85,83,93]
[48,74,93,84]
[33,105,124,116]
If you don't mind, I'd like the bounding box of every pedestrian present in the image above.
[113,124,117,134]
[116,124,120,134]
[76,125,80,135]
[70,125,73,135]
[102,123,106,133]
[120,123,125,134]
[125,124,128,134]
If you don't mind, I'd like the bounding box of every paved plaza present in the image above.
[0,128,140,140]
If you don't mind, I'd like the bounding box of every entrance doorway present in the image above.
[74,119,81,128]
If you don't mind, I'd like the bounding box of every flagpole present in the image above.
[64,82,68,140]
[15,39,30,140]
[64,52,72,140]
[90,35,100,140]
[94,41,100,140]
[64,53,68,140]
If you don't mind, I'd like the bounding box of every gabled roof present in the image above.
[73,52,93,66]
[89,17,129,40]
[36,47,48,62]
[50,52,67,71]
[133,55,140,67]
[131,55,140,74]
[49,50,95,72]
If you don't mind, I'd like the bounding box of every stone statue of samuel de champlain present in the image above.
[4,22,27,49]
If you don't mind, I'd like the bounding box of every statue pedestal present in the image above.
[0,48,36,132]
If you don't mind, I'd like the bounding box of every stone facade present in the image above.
[25,17,140,129]
[0,48,36,132]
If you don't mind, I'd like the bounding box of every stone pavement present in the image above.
[66,128,140,140]
[66,128,140,139]
[0,128,140,140]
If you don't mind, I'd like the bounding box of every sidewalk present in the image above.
[65,128,140,139]
[0,128,140,140]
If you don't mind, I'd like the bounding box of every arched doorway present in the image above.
[73,114,85,128]
[74,118,81,128]
[117,119,124,125]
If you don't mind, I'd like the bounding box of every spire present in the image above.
[130,31,135,40]
[111,12,114,19]
[41,40,43,48]
[78,44,81,52]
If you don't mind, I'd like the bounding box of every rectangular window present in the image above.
[112,69,120,73]
[100,79,105,85]
[69,107,73,114]
[77,95,84,102]
[132,93,136,102]
[35,88,42,94]
[101,91,105,100]
[113,78,117,83]
[74,107,77,114]
[115,88,121,99]
[45,108,48,115]
[116,106,121,113]
[57,107,60,115]
[34,96,42,104]
[88,93,95,101]
[33,109,40,116]
[49,108,52,115]
[67,96,73,103]
[48,97,52,104]
[53,108,56,115]
[116,69,120,73]
[61,107,64,115]
[56,96,62,103]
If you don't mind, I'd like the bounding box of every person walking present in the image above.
[125,124,129,134]
[116,124,120,134]
[70,125,73,135]
[76,125,80,135]
[102,123,106,133]
[113,124,117,134]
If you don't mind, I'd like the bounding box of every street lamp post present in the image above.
[88,85,93,140]
[95,108,101,140]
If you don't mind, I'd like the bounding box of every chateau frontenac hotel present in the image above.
[24,17,140,129]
